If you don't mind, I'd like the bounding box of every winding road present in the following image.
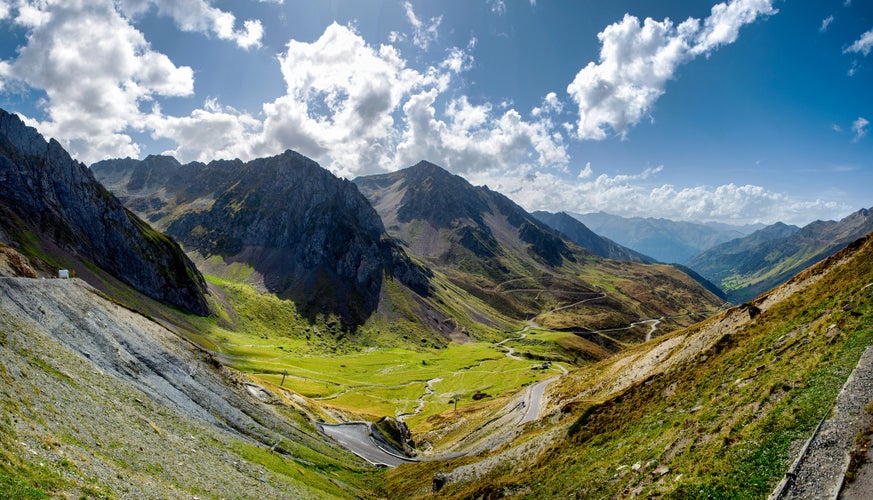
[318,422,415,467]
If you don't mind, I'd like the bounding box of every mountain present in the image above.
[687,211,873,303]
[531,210,656,263]
[355,161,723,334]
[91,152,430,329]
[572,211,746,263]
[386,230,873,498]
[0,109,208,315]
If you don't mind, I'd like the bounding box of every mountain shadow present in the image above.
[92,151,431,330]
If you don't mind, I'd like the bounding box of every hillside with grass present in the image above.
[355,162,724,335]
[383,231,873,498]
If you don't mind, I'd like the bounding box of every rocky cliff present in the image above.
[0,109,209,315]
[92,151,431,328]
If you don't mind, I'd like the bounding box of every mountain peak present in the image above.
[0,107,209,314]
[92,150,431,329]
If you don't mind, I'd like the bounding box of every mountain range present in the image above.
[354,161,722,334]
[3,104,873,498]
[92,152,431,329]
[571,211,752,263]
[686,209,873,302]
[530,211,656,264]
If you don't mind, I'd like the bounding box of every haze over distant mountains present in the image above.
[686,209,873,303]
[571,212,757,264]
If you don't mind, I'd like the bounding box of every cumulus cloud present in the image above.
[402,1,441,51]
[0,0,195,162]
[845,28,873,56]
[229,23,565,178]
[395,92,568,174]
[0,0,267,162]
[820,15,834,33]
[852,117,869,142]
[568,0,776,140]
[470,164,847,225]
[117,0,263,49]
[146,99,262,163]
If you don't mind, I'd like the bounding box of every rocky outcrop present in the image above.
[92,151,431,328]
[0,108,209,315]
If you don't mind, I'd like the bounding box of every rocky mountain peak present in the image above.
[92,150,431,329]
[0,108,209,315]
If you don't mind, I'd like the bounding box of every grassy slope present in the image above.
[385,234,873,498]
[176,275,568,431]
[0,282,380,499]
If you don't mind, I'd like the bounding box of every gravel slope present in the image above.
[0,277,363,498]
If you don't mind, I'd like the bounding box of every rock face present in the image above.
[0,109,208,315]
[355,161,577,274]
[92,151,430,328]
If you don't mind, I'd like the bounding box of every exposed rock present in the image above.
[433,471,449,492]
[0,109,208,314]
[92,151,431,328]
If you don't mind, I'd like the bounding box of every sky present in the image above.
[0,0,871,226]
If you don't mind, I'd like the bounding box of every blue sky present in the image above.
[1,0,871,225]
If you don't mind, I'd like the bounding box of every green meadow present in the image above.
[188,276,569,428]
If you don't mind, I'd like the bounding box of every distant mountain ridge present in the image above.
[92,152,431,328]
[531,211,656,264]
[686,210,873,303]
[572,211,747,263]
[0,108,208,315]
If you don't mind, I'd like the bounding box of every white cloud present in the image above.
[146,99,262,163]
[845,28,873,56]
[402,1,441,51]
[567,0,776,140]
[395,92,568,174]
[470,164,847,226]
[118,0,263,49]
[0,0,195,162]
[0,1,10,20]
[0,0,267,162]
[820,15,834,33]
[151,22,565,179]
[852,117,869,142]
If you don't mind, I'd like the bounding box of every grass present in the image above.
[383,235,873,498]
[168,275,569,432]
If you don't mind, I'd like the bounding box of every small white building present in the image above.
[58,269,70,279]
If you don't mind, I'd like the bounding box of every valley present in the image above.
[1,107,871,499]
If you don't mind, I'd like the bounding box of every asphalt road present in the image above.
[520,376,557,424]
[319,422,414,467]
